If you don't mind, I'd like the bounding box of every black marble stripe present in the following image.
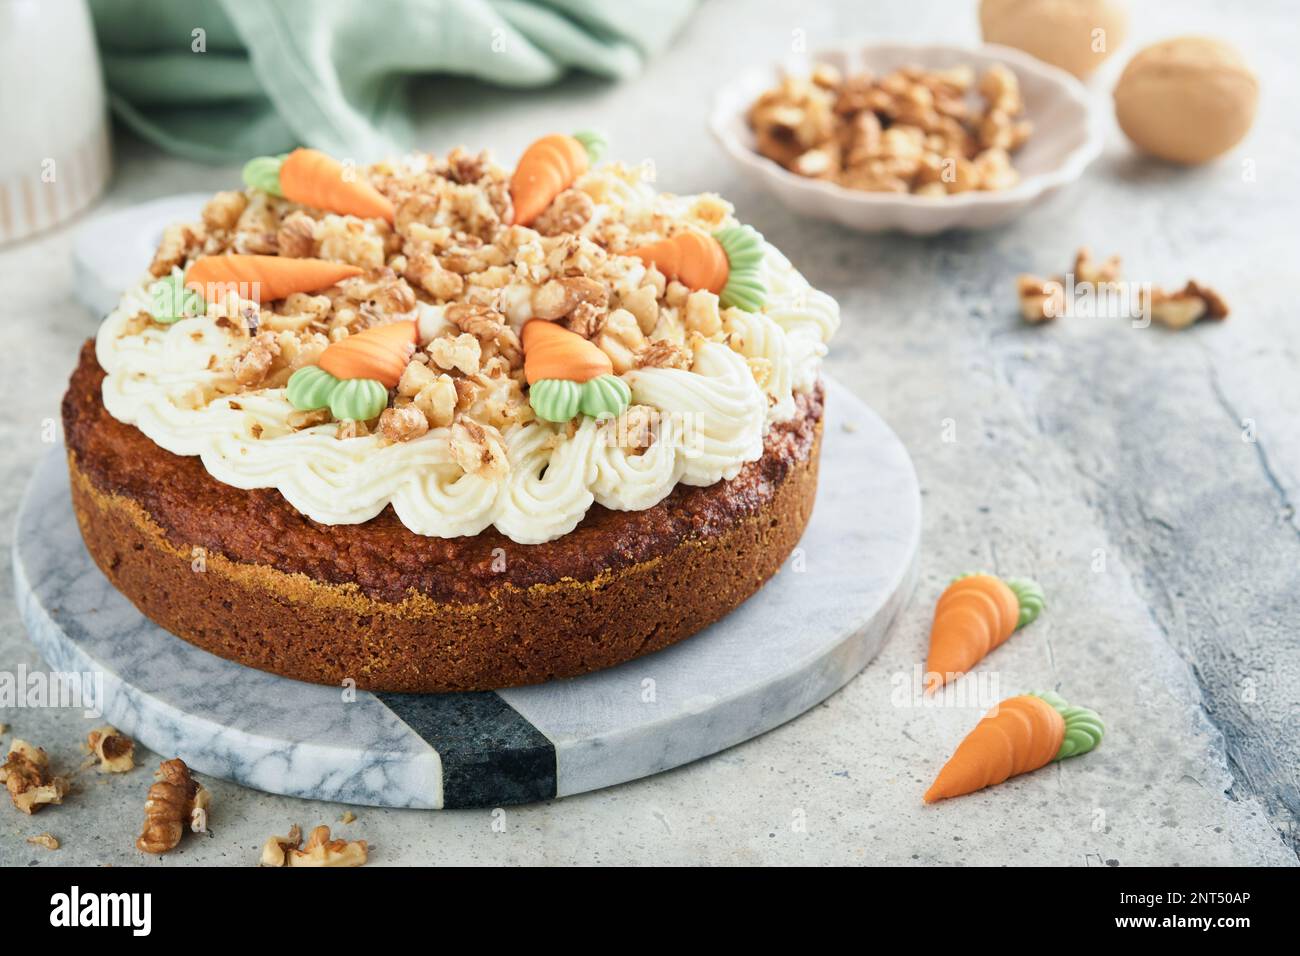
[375,692,556,808]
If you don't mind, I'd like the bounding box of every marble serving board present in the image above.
[15,380,919,809]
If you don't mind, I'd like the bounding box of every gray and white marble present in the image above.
[13,379,919,808]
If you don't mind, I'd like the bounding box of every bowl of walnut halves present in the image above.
[710,42,1102,234]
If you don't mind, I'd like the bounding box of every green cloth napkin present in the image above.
[89,0,695,163]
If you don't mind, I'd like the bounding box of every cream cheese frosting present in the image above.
[95,161,839,545]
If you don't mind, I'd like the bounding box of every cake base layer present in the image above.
[63,342,824,692]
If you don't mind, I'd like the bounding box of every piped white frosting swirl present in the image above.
[96,210,839,546]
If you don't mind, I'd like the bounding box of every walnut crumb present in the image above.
[0,740,68,815]
[86,726,135,773]
[378,404,430,442]
[27,832,59,851]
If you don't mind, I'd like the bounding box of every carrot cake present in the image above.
[63,136,840,692]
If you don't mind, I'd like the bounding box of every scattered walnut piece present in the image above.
[0,740,68,815]
[1016,248,1229,329]
[749,62,1031,195]
[27,832,59,851]
[136,758,210,855]
[86,726,135,774]
[340,810,356,824]
[1074,246,1122,286]
[260,824,303,867]
[261,823,367,867]
[1016,275,1066,323]
[1147,281,1229,329]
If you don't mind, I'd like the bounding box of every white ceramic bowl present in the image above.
[710,41,1102,234]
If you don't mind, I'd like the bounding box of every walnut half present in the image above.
[136,758,211,854]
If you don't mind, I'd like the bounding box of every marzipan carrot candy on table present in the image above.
[628,224,768,312]
[243,148,395,223]
[521,319,629,423]
[510,131,606,227]
[923,691,1104,803]
[185,255,362,305]
[925,572,1045,691]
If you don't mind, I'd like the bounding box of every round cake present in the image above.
[64,139,839,692]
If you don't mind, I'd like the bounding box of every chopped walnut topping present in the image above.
[231,330,282,386]
[405,251,465,300]
[684,290,722,336]
[447,303,522,365]
[136,758,211,854]
[412,375,458,428]
[534,188,595,236]
[617,404,658,452]
[450,420,508,479]
[378,405,430,442]
[566,301,606,339]
[428,332,482,375]
[619,284,660,336]
[532,276,607,320]
[594,309,646,374]
[0,740,68,815]
[202,190,248,234]
[86,726,135,774]
[276,211,318,259]
[149,222,204,277]
[288,408,332,429]
[636,341,692,370]
[261,824,367,867]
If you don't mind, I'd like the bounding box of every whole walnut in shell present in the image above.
[1113,37,1258,165]
[980,0,1129,79]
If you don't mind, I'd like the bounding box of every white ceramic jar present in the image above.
[0,0,112,244]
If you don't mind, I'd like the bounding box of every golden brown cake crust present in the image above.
[62,341,824,692]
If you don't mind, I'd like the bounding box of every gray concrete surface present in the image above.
[1,0,1295,865]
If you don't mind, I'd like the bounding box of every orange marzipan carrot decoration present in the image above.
[521,319,612,385]
[628,230,730,295]
[925,574,1022,692]
[318,320,418,387]
[924,694,1065,803]
[186,255,362,304]
[280,148,395,223]
[510,134,590,227]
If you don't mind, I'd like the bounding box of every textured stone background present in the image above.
[0,0,1295,865]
